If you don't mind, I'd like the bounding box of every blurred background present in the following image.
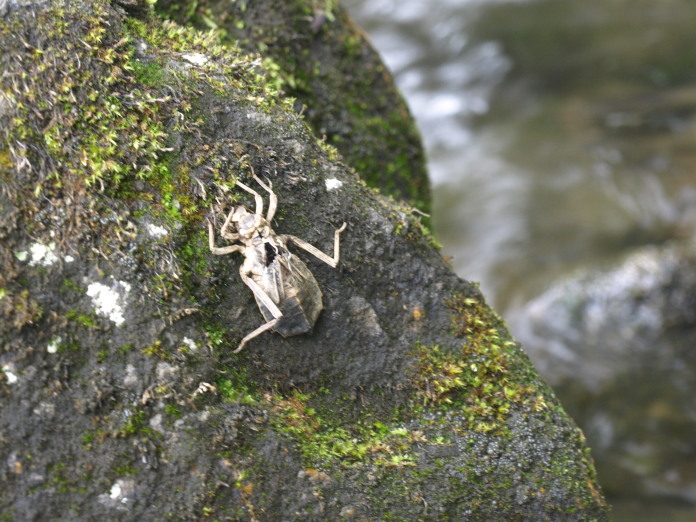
[343,0,696,519]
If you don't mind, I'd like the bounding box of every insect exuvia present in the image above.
[208,172,347,352]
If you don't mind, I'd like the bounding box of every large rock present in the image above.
[514,242,696,502]
[0,1,607,519]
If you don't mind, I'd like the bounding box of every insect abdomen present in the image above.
[256,257,323,337]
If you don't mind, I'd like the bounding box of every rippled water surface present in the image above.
[343,0,696,517]
[344,0,696,311]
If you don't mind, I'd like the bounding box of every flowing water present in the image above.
[343,0,696,517]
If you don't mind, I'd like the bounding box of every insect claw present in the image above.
[234,317,279,352]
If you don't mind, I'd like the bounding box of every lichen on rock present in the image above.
[0,0,608,519]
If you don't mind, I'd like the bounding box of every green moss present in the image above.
[2,289,43,330]
[410,295,548,433]
[117,407,153,437]
[155,0,430,212]
[142,340,171,360]
[268,391,420,468]
[2,3,170,198]
[179,229,210,277]
[80,428,107,451]
[62,278,83,293]
[0,148,13,173]
[66,310,99,328]
[56,341,81,354]
[1,0,288,274]
[113,459,137,476]
[216,368,259,405]
[47,461,88,495]
[204,323,226,348]
[390,207,439,248]
[118,343,135,355]
[164,403,182,419]
[123,15,292,111]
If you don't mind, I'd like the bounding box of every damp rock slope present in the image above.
[0,0,608,519]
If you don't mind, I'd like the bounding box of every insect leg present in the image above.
[250,171,277,222]
[239,267,283,319]
[235,179,264,217]
[280,222,347,268]
[234,317,279,353]
[220,207,240,241]
[208,220,244,255]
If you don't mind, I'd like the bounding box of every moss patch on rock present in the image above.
[156,0,431,215]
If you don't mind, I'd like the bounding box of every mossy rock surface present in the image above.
[0,0,607,519]
[157,0,431,214]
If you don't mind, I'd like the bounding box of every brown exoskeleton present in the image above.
[208,173,347,352]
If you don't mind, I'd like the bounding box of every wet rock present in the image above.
[514,242,696,502]
[0,0,607,519]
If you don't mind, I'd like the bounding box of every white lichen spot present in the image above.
[47,337,62,354]
[147,223,169,239]
[182,337,198,352]
[325,178,343,191]
[64,255,75,263]
[109,482,122,500]
[2,364,18,385]
[99,478,136,509]
[182,52,208,66]
[28,242,59,266]
[15,250,28,262]
[109,478,136,505]
[86,280,130,326]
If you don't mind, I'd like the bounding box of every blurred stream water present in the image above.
[343,0,696,518]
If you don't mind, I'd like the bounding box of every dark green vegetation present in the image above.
[0,0,607,519]
[412,295,549,433]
